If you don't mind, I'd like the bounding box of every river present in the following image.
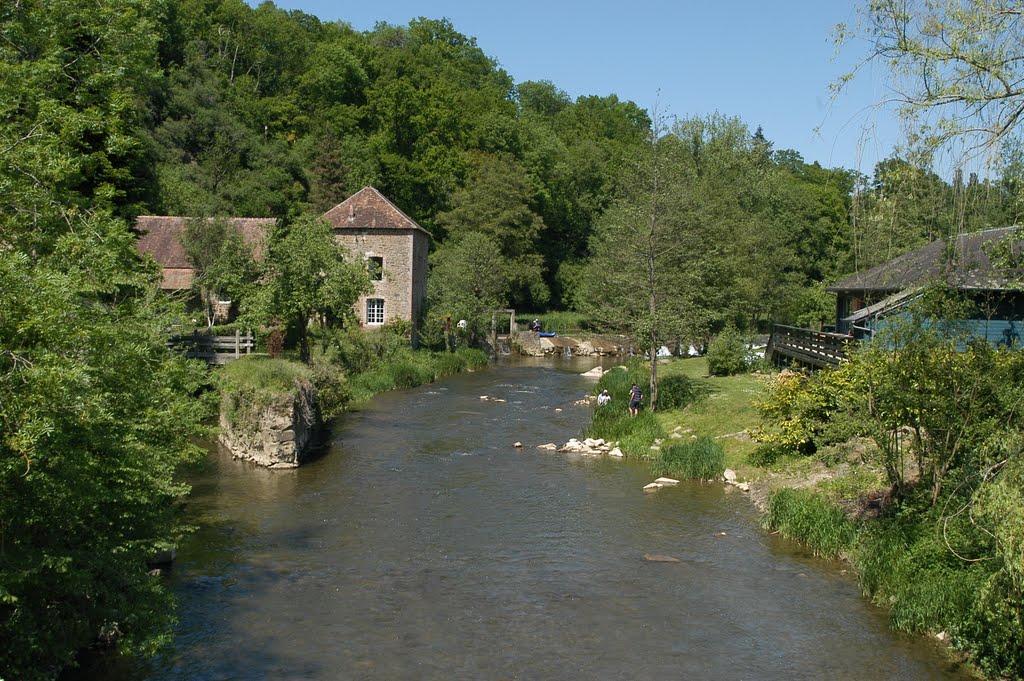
[138,358,970,680]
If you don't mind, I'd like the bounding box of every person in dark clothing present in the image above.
[628,383,642,417]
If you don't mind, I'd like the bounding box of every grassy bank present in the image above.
[218,327,490,429]
[582,354,1017,678]
[585,356,763,471]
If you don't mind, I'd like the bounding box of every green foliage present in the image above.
[588,409,664,458]
[652,374,704,411]
[853,500,987,636]
[762,488,857,559]
[181,217,258,327]
[654,437,726,480]
[308,360,351,421]
[217,357,313,433]
[706,326,749,376]
[218,357,312,395]
[754,368,847,454]
[244,215,371,362]
[435,152,549,308]
[0,246,213,680]
[427,232,511,342]
[748,443,794,467]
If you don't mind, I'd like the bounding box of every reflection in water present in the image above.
[124,358,969,680]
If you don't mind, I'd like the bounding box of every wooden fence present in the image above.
[168,330,255,365]
[766,325,852,369]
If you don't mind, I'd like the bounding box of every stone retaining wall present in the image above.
[219,381,324,468]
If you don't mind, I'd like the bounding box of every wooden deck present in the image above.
[766,325,852,369]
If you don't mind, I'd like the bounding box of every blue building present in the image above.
[827,227,1024,346]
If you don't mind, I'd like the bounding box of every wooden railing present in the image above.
[766,325,852,369]
[168,330,255,365]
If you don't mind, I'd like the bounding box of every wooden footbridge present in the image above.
[766,325,852,369]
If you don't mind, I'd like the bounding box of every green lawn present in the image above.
[653,357,765,472]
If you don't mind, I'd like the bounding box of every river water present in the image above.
[144,358,970,680]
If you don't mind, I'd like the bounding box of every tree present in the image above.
[578,115,721,410]
[434,153,549,308]
[244,215,370,362]
[0,223,212,680]
[837,0,1024,157]
[426,232,510,344]
[182,218,258,327]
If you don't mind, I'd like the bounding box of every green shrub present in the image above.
[454,347,489,370]
[706,325,748,376]
[349,369,396,400]
[656,374,703,410]
[309,359,351,421]
[387,358,434,389]
[431,350,467,377]
[853,507,986,636]
[747,442,793,467]
[762,488,856,559]
[654,437,725,480]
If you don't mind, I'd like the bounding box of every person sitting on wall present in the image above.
[530,319,541,332]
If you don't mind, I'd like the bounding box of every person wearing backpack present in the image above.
[628,383,643,417]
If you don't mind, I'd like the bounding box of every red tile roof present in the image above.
[321,187,430,235]
[135,216,274,290]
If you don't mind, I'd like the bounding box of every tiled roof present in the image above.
[828,227,1023,293]
[135,216,274,290]
[321,187,430,235]
[161,268,194,290]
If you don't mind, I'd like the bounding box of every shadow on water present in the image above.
[81,356,976,680]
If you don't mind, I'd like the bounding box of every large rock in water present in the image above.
[219,381,324,468]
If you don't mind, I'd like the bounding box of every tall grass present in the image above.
[852,508,987,637]
[347,347,488,401]
[588,408,664,457]
[654,437,725,480]
[761,488,856,559]
[219,356,310,394]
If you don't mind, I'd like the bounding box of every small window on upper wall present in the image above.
[368,256,384,281]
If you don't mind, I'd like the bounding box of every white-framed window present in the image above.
[368,256,384,281]
[366,298,385,325]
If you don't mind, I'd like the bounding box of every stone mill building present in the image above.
[321,187,430,339]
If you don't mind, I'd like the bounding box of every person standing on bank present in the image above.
[597,389,611,407]
[628,383,642,417]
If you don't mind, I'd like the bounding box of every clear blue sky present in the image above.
[249,0,904,175]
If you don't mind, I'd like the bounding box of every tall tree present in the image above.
[182,217,258,327]
[426,232,511,344]
[0,2,211,678]
[244,216,370,362]
[837,0,1024,157]
[434,153,549,308]
[579,116,722,409]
